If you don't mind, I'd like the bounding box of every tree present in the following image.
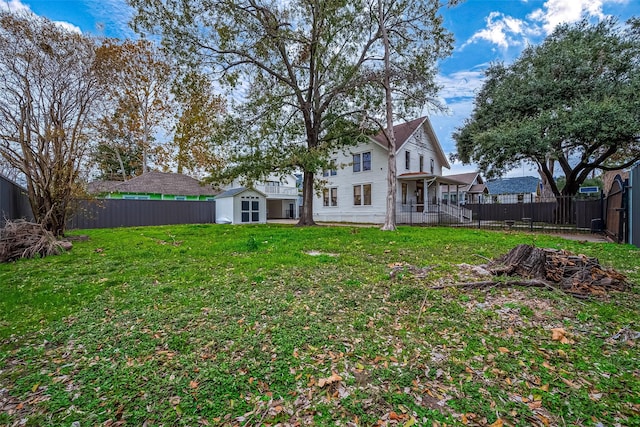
[0,12,104,236]
[130,0,452,226]
[95,39,173,175]
[454,18,640,215]
[168,69,226,177]
[371,0,454,231]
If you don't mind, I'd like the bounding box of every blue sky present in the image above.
[3,0,639,176]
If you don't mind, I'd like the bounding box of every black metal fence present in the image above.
[0,175,33,227]
[629,165,639,248]
[397,194,607,235]
[465,195,604,231]
[68,199,216,230]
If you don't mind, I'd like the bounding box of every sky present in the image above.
[2,0,640,177]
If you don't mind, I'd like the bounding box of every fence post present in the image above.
[409,200,413,226]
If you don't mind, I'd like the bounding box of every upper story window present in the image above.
[323,160,337,177]
[353,152,371,173]
[430,158,435,174]
[405,151,411,170]
[419,155,424,173]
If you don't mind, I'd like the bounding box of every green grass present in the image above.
[0,224,638,426]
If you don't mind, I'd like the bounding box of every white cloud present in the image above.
[1,0,82,33]
[0,0,29,13]
[528,0,628,34]
[54,20,82,34]
[436,69,486,101]
[463,0,627,50]
[462,12,532,50]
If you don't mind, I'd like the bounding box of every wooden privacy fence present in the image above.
[0,175,32,227]
[68,199,216,230]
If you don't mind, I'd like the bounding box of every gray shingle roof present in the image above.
[89,171,218,196]
[486,176,540,195]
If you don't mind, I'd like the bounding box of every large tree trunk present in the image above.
[380,0,396,232]
[297,169,316,226]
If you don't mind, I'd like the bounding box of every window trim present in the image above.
[323,187,338,207]
[353,151,372,173]
[405,151,410,170]
[353,183,372,206]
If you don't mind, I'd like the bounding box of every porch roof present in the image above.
[398,172,467,186]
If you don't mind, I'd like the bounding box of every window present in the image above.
[323,187,338,206]
[323,160,337,177]
[174,196,187,201]
[401,183,408,204]
[353,152,371,172]
[405,151,411,170]
[123,194,150,200]
[353,184,371,206]
[241,198,260,222]
[430,158,435,174]
[419,155,424,172]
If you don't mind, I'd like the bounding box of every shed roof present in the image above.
[215,187,267,199]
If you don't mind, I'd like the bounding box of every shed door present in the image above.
[241,199,260,223]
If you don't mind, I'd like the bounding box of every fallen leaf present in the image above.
[498,347,509,354]
[551,328,574,343]
[536,414,550,426]
[540,384,550,392]
[31,383,39,392]
[318,372,342,388]
[389,411,407,421]
[189,380,199,389]
[528,400,542,410]
[169,396,181,406]
[404,417,416,427]
[490,419,504,427]
[551,327,566,341]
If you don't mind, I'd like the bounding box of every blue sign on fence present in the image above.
[579,186,600,194]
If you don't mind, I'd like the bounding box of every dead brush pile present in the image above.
[0,219,71,263]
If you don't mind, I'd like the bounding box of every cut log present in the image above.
[483,244,629,296]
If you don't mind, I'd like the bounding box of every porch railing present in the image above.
[254,184,299,196]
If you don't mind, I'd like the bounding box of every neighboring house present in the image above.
[484,176,541,203]
[228,173,300,220]
[88,171,218,201]
[215,187,267,224]
[440,171,487,205]
[313,116,469,224]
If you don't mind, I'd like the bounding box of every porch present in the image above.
[396,173,472,224]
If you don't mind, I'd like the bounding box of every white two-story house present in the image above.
[313,116,469,224]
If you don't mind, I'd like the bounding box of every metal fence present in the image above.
[0,174,33,227]
[68,199,216,230]
[631,165,640,248]
[398,194,606,235]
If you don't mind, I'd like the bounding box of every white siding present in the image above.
[216,189,267,224]
[313,119,448,223]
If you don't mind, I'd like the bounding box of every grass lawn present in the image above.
[0,224,638,426]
